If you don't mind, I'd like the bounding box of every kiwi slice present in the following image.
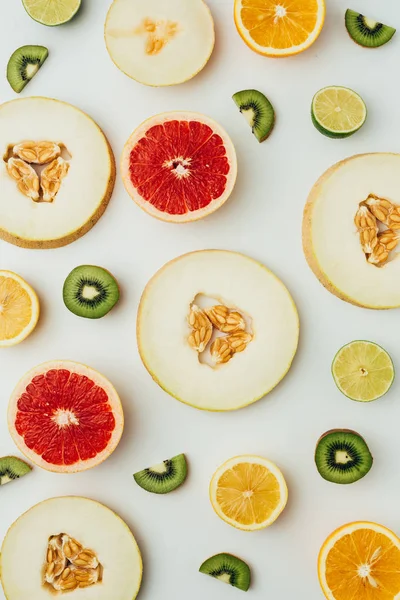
[133,454,187,494]
[232,89,275,143]
[200,553,251,592]
[7,45,48,93]
[345,9,396,48]
[0,456,32,485]
[315,429,373,484]
[63,265,120,319]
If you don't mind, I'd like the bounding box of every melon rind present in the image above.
[121,111,237,223]
[137,250,299,411]
[7,361,124,473]
[0,496,142,600]
[0,97,115,249]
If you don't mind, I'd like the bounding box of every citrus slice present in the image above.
[332,341,394,402]
[8,361,124,472]
[312,86,367,138]
[22,0,81,26]
[0,271,39,347]
[318,521,400,600]
[121,112,237,222]
[209,455,288,531]
[234,0,325,57]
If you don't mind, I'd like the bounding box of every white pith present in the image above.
[0,497,142,600]
[209,455,288,531]
[0,271,40,347]
[137,251,299,411]
[105,0,215,86]
[121,112,237,223]
[7,361,124,473]
[304,154,400,308]
[0,97,114,247]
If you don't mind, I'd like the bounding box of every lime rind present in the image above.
[311,86,367,138]
[22,0,82,26]
[331,340,394,402]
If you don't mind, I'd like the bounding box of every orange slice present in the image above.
[0,271,39,347]
[318,522,400,600]
[234,0,326,57]
[209,455,288,531]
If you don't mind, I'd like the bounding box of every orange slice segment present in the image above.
[209,455,288,531]
[0,271,39,347]
[234,0,326,57]
[318,522,400,600]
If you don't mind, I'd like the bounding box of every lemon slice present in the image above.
[0,271,39,347]
[22,0,81,26]
[209,455,288,531]
[312,86,367,138]
[332,341,394,402]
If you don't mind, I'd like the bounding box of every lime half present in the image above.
[332,341,394,402]
[22,0,81,26]
[312,86,367,138]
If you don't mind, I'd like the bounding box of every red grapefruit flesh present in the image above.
[8,361,124,473]
[121,112,237,222]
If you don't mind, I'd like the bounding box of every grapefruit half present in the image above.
[8,361,124,473]
[121,112,237,222]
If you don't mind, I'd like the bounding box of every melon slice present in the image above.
[121,112,237,222]
[104,0,215,87]
[0,97,115,249]
[303,153,400,308]
[137,250,299,411]
[8,361,124,473]
[0,496,142,599]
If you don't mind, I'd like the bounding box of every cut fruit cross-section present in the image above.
[22,0,82,26]
[8,361,124,473]
[312,86,367,138]
[0,271,39,347]
[121,112,237,222]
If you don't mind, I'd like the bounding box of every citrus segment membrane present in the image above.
[8,361,124,472]
[0,271,39,347]
[22,0,82,26]
[312,86,367,138]
[122,112,237,222]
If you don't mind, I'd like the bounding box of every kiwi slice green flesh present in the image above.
[315,429,373,484]
[200,553,251,592]
[63,265,120,319]
[233,89,275,143]
[134,454,187,494]
[0,456,32,485]
[7,45,48,93]
[345,9,396,48]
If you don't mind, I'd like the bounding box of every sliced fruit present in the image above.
[7,45,48,93]
[332,341,394,402]
[318,521,400,600]
[345,9,396,48]
[209,455,288,531]
[0,456,32,485]
[63,265,120,319]
[0,496,142,599]
[302,153,400,308]
[232,89,275,143]
[199,553,251,591]
[22,0,82,26]
[0,271,39,347]
[121,112,237,222]
[8,361,124,473]
[312,86,367,138]
[315,429,373,484]
[0,97,115,249]
[137,250,299,411]
[133,453,187,494]
[105,0,215,86]
[234,0,326,57]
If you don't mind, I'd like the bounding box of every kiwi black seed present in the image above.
[345,9,396,48]
[63,265,120,319]
[232,89,275,143]
[0,456,32,485]
[199,553,251,592]
[315,429,373,484]
[7,45,48,93]
[133,454,187,494]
